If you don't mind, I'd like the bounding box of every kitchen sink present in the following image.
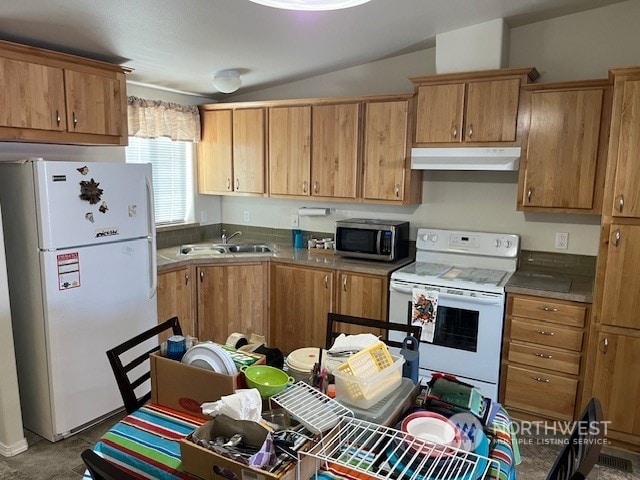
[178,243,275,256]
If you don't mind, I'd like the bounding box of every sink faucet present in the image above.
[221,230,242,244]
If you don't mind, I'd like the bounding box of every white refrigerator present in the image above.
[0,158,157,441]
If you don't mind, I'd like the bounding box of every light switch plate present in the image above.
[243,211,250,223]
[291,214,299,228]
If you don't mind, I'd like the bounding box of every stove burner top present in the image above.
[394,262,509,288]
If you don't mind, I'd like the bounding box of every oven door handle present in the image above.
[390,283,503,306]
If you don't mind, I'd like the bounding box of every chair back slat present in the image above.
[326,312,422,350]
[106,316,182,413]
[545,397,604,480]
[81,449,137,480]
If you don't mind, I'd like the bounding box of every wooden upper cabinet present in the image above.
[0,39,127,144]
[362,100,409,202]
[233,108,265,194]
[0,57,65,131]
[64,69,124,137]
[412,68,538,145]
[311,103,360,199]
[600,225,640,329]
[414,83,464,143]
[198,110,233,194]
[268,106,311,196]
[608,74,640,218]
[518,81,611,214]
[198,108,265,195]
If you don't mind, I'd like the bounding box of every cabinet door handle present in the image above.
[531,376,550,383]
[323,275,328,289]
[617,194,624,213]
[56,109,61,126]
[539,306,558,312]
[600,337,609,354]
[466,123,473,139]
[302,181,308,193]
[536,330,554,336]
[313,181,319,194]
[342,277,348,291]
[533,353,553,359]
[527,187,532,203]
[185,273,189,285]
[613,230,621,247]
[226,178,231,190]
[199,271,204,283]
[72,112,78,129]
[235,178,240,190]
[394,185,400,198]
[450,125,458,139]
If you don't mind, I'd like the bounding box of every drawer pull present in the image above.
[539,306,558,312]
[533,353,553,359]
[536,330,555,336]
[531,376,550,383]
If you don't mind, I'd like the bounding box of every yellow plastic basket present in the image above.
[336,341,395,378]
[334,342,403,407]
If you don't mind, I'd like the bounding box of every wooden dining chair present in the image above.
[106,316,182,413]
[545,397,604,480]
[325,312,422,350]
[81,449,137,480]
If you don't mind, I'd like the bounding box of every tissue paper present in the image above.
[201,388,262,421]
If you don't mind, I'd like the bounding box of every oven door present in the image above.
[389,279,505,385]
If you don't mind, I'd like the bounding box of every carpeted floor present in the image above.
[1,412,638,479]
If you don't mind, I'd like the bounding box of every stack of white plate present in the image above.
[181,342,238,375]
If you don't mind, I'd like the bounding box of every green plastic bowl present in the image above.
[242,365,293,398]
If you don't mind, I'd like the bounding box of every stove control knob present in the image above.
[494,239,502,248]
[421,234,430,242]
[431,234,438,243]
[504,239,512,248]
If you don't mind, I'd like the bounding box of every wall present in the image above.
[214,0,640,256]
[0,206,27,456]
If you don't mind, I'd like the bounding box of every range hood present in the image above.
[410,147,521,171]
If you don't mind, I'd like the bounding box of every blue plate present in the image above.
[385,432,489,480]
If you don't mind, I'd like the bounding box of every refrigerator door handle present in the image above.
[145,173,157,299]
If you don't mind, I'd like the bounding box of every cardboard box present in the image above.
[150,351,264,419]
[180,421,319,480]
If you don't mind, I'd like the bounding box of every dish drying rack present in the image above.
[270,382,500,480]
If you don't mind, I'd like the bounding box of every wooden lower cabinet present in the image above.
[157,266,195,341]
[336,271,388,319]
[269,263,334,354]
[501,293,589,421]
[197,263,268,345]
[591,330,640,439]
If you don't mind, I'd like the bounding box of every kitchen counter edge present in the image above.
[156,244,414,277]
[505,273,594,304]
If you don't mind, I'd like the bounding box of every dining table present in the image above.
[84,400,519,480]
[82,403,207,480]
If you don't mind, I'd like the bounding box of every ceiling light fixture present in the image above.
[248,0,372,11]
[212,70,242,93]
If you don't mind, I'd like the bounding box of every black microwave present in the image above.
[335,219,409,262]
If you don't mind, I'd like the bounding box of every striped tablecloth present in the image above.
[83,403,206,480]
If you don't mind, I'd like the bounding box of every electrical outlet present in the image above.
[555,232,569,250]
[200,211,207,224]
[243,210,250,223]
[291,214,299,228]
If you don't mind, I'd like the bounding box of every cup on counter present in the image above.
[293,230,304,249]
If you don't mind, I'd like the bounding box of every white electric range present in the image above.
[388,228,519,400]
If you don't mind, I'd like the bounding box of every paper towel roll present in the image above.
[298,207,330,216]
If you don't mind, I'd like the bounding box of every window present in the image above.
[125,136,194,226]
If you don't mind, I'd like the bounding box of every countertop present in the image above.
[505,269,594,303]
[157,242,414,276]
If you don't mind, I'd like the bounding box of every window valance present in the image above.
[127,96,201,142]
